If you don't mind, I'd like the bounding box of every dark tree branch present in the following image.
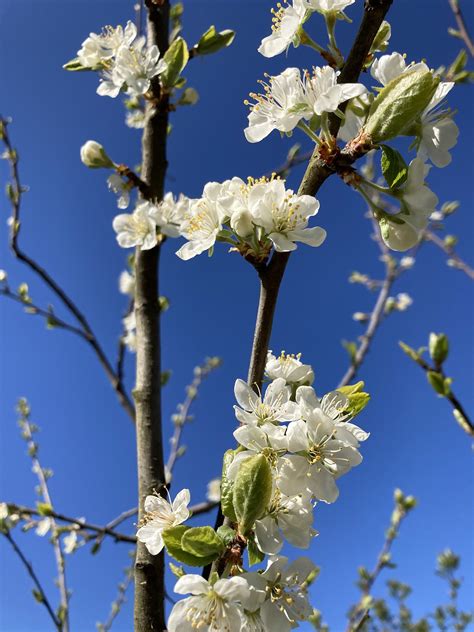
[133,1,170,629]
[0,117,135,422]
[2,531,62,630]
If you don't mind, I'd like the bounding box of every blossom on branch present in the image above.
[136,489,190,556]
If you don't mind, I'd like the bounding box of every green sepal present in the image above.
[247,535,265,567]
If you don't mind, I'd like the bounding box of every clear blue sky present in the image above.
[1,1,473,630]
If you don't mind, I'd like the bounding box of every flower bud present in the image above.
[80,141,114,169]
[365,69,440,143]
[230,209,254,238]
[429,332,449,366]
[378,215,421,252]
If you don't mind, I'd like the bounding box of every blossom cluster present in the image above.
[136,351,370,630]
[76,21,167,98]
[112,176,326,259]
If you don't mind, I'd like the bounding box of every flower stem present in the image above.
[298,121,323,146]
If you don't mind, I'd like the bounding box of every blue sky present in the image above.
[0,1,473,630]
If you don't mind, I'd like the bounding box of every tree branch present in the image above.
[448,0,474,56]
[425,229,474,280]
[2,530,62,630]
[0,118,135,422]
[133,1,170,629]
[209,0,394,577]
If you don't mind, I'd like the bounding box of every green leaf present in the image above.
[428,332,449,366]
[427,371,448,396]
[342,340,358,364]
[399,341,421,364]
[162,525,219,567]
[169,562,185,578]
[247,536,265,567]
[380,145,408,189]
[181,526,225,558]
[32,589,44,603]
[220,450,237,522]
[337,381,370,418]
[161,37,189,88]
[195,26,235,56]
[233,454,273,536]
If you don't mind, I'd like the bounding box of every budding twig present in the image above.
[448,0,474,57]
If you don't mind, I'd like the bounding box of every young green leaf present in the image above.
[380,145,408,189]
[195,26,235,56]
[161,37,189,89]
[233,454,273,536]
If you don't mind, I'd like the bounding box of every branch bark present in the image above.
[448,0,474,56]
[133,2,170,630]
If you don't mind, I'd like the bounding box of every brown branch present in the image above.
[6,504,136,544]
[133,1,170,629]
[0,118,135,422]
[2,531,62,630]
[448,0,474,56]
[208,0,394,578]
[425,229,474,280]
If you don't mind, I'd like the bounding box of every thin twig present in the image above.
[166,358,221,476]
[448,0,474,56]
[0,117,135,422]
[20,414,70,631]
[2,531,62,630]
[425,229,474,280]
[97,555,134,632]
[6,504,136,544]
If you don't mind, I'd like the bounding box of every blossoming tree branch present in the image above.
[1,0,473,630]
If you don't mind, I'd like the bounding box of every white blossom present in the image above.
[400,256,415,269]
[77,21,138,68]
[107,173,131,209]
[243,556,316,632]
[228,423,289,481]
[63,530,79,554]
[338,93,372,142]
[234,378,299,426]
[119,270,135,296]
[265,350,314,386]
[258,0,308,58]
[167,575,251,632]
[244,68,310,143]
[370,52,428,87]
[278,386,363,502]
[175,183,225,260]
[136,489,190,556]
[254,489,316,554]
[110,42,167,98]
[122,311,137,352]
[303,65,367,116]
[125,108,146,129]
[206,478,221,503]
[35,517,52,537]
[247,178,326,252]
[306,0,355,13]
[80,140,114,169]
[113,204,157,250]
[149,192,190,238]
[418,82,459,168]
[378,157,438,251]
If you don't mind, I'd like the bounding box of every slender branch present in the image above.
[166,357,221,476]
[20,414,70,632]
[133,1,170,628]
[347,491,416,631]
[2,531,62,630]
[425,229,474,280]
[5,503,136,544]
[448,0,474,56]
[0,118,135,422]
[97,556,134,632]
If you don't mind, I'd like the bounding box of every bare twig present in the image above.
[347,491,417,631]
[166,357,221,476]
[2,531,62,630]
[97,555,134,632]
[18,405,70,631]
[5,503,136,544]
[425,229,474,280]
[0,117,135,422]
[448,0,474,56]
